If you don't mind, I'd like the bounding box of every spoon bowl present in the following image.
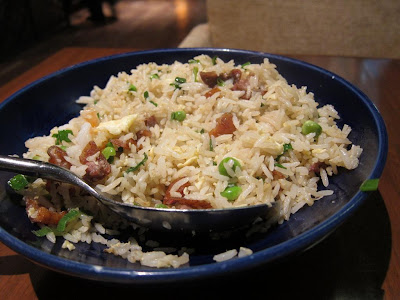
[0,155,271,232]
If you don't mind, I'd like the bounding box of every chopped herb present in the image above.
[200,128,205,134]
[241,62,251,69]
[128,84,137,92]
[144,91,149,99]
[260,103,265,107]
[32,226,53,237]
[213,161,217,166]
[217,78,225,87]
[59,145,67,151]
[212,55,218,65]
[97,112,100,119]
[170,77,187,89]
[193,66,199,82]
[155,203,169,208]
[171,111,186,122]
[360,179,379,191]
[150,73,160,80]
[126,153,148,173]
[276,143,293,162]
[149,100,158,107]
[209,138,214,151]
[189,59,200,64]
[8,174,29,191]
[94,100,99,104]
[274,163,287,169]
[52,130,73,145]
[57,209,81,232]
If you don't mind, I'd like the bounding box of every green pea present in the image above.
[220,185,242,202]
[218,157,241,177]
[302,120,322,137]
[171,111,186,122]
[102,146,116,160]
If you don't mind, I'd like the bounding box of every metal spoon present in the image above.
[0,155,272,232]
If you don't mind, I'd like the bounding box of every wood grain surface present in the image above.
[0,48,398,299]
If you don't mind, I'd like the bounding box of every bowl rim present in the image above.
[0,47,388,283]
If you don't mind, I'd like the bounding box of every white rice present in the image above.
[18,55,362,268]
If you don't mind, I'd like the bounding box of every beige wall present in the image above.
[207,0,400,58]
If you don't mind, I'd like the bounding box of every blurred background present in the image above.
[0,0,207,86]
[1,0,399,87]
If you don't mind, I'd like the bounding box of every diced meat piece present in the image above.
[272,170,285,179]
[145,115,157,128]
[79,141,111,182]
[165,177,190,197]
[163,197,212,209]
[209,113,237,137]
[47,146,72,169]
[25,197,66,225]
[309,162,327,173]
[110,138,137,150]
[230,69,242,83]
[162,177,212,209]
[136,129,151,140]
[200,71,218,88]
[205,87,221,98]
[232,78,249,92]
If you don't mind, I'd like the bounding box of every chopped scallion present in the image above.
[241,62,251,68]
[126,153,148,173]
[274,163,287,169]
[360,179,379,191]
[217,78,225,86]
[52,130,73,145]
[144,91,149,99]
[212,55,218,65]
[57,209,81,232]
[155,203,169,208]
[128,84,137,92]
[193,66,199,82]
[150,73,160,80]
[149,100,158,107]
[32,226,53,237]
[189,59,200,64]
[8,174,29,191]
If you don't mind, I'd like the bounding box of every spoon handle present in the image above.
[0,155,89,189]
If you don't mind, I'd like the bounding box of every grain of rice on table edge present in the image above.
[13,55,362,268]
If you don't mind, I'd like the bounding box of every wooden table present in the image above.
[0,48,398,299]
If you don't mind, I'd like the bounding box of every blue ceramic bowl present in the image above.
[0,48,388,283]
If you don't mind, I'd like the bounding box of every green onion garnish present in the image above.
[144,91,149,99]
[274,163,287,169]
[32,226,53,237]
[360,179,379,191]
[126,153,148,173]
[217,78,225,87]
[155,203,169,208]
[212,55,218,65]
[150,73,160,80]
[57,209,81,232]
[8,174,29,191]
[209,138,214,151]
[52,130,73,145]
[193,66,199,82]
[276,143,293,162]
[241,62,251,69]
[189,59,200,64]
[149,100,158,107]
[128,84,137,92]
[200,128,205,134]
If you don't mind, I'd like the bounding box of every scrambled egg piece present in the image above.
[96,114,137,135]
